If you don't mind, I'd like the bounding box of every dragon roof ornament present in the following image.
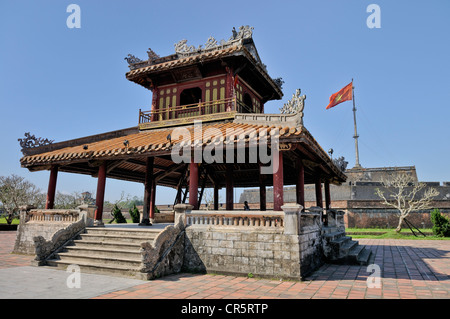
[174,25,254,57]
[279,89,306,125]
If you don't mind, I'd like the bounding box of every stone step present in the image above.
[54,251,142,268]
[72,239,142,251]
[45,258,147,280]
[340,239,358,256]
[78,233,157,244]
[85,227,161,237]
[63,245,141,259]
[323,231,348,242]
[355,247,372,266]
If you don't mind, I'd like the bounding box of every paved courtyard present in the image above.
[0,231,448,299]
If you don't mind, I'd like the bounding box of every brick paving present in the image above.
[1,231,448,299]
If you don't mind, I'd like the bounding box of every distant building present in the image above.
[240,166,450,228]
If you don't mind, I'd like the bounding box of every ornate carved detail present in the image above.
[124,54,143,64]
[332,156,348,172]
[204,36,218,49]
[279,89,306,115]
[175,25,254,57]
[174,39,198,54]
[18,132,53,151]
[147,48,160,61]
[273,77,284,89]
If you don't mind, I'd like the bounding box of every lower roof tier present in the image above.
[20,117,346,188]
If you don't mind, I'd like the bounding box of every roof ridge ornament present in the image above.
[174,25,254,57]
[280,89,306,115]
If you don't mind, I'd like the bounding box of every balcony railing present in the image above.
[139,97,253,125]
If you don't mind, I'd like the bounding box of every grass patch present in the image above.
[0,217,20,225]
[347,227,449,240]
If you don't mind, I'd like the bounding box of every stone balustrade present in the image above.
[14,204,97,255]
[185,211,284,228]
[25,209,80,223]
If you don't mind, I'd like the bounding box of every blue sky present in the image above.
[1,0,449,204]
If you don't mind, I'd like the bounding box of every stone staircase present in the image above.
[45,227,162,280]
[322,226,372,265]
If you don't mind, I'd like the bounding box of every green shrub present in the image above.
[129,204,140,223]
[109,204,127,224]
[430,209,450,237]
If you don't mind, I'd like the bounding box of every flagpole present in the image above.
[352,78,362,168]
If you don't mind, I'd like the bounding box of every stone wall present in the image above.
[13,205,94,255]
[178,204,323,280]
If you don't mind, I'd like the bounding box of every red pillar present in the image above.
[259,163,266,211]
[296,159,305,210]
[325,180,331,210]
[150,179,157,219]
[141,157,154,225]
[273,151,284,211]
[189,161,199,209]
[95,162,107,221]
[226,164,234,210]
[213,185,219,210]
[315,176,323,208]
[45,165,58,209]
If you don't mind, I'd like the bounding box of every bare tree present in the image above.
[0,174,44,224]
[375,173,439,233]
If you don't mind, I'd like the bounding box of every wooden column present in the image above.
[315,176,323,208]
[45,165,58,209]
[150,179,157,219]
[141,157,153,225]
[226,164,234,210]
[95,162,107,222]
[189,161,199,210]
[325,180,331,210]
[273,151,284,211]
[213,185,219,210]
[296,159,305,210]
[259,163,266,211]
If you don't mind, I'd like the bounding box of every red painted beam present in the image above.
[296,159,305,210]
[259,163,266,211]
[273,152,284,211]
[324,180,331,210]
[45,165,58,209]
[226,164,234,210]
[315,176,323,208]
[95,162,107,221]
[189,161,199,209]
[142,157,154,225]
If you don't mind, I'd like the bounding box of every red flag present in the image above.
[233,74,239,89]
[326,82,353,109]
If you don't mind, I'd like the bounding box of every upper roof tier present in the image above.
[124,26,284,104]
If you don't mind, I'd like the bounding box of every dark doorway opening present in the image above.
[180,87,202,106]
[242,93,253,113]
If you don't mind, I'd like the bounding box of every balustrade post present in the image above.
[174,204,194,229]
[281,203,303,235]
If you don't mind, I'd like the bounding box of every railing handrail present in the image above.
[138,97,253,124]
[143,97,236,115]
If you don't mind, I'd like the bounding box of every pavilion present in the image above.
[19,26,346,226]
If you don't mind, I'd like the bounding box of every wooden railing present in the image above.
[185,210,284,229]
[139,97,253,124]
[26,209,80,223]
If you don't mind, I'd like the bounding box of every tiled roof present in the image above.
[125,44,283,99]
[21,122,296,166]
[20,120,346,183]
